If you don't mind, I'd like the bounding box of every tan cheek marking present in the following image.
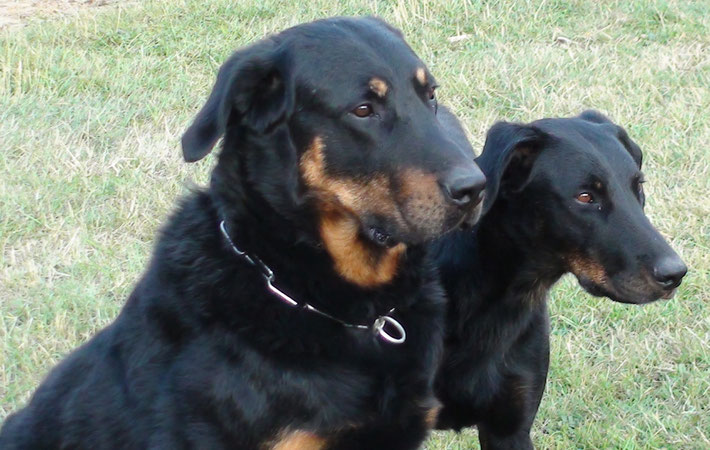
[567,254,608,285]
[300,137,398,218]
[415,67,427,86]
[369,77,388,97]
[320,209,406,287]
[397,168,446,234]
[398,168,440,200]
[300,136,329,189]
[270,430,328,450]
[300,137,406,287]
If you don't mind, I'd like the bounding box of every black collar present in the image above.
[219,220,406,345]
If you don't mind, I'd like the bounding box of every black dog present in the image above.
[432,111,687,449]
[0,17,486,449]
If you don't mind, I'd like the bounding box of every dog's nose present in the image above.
[441,167,486,208]
[652,256,687,290]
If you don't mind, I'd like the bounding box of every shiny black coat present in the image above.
[432,111,686,449]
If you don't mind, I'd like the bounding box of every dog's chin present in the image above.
[365,225,402,249]
[577,277,670,305]
[363,221,425,248]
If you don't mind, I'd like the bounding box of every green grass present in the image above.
[1,0,708,447]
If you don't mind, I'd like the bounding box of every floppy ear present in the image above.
[181,40,294,162]
[475,121,547,213]
[614,126,643,169]
[579,109,642,169]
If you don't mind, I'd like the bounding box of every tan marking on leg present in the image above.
[415,67,427,86]
[270,430,328,450]
[369,77,388,97]
[424,405,442,429]
[300,137,406,287]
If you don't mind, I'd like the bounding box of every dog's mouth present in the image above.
[660,287,678,300]
[577,275,676,305]
[359,188,485,248]
[364,203,482,247]
[459,200,484,230]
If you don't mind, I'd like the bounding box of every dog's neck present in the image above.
[207,167,426,332]
[434,199,567,335]
[485,202,566,287]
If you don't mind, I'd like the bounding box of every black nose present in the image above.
[652,256,687,289]
[441,167,486,208]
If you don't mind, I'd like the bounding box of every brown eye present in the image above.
[353,104,374,118]
[576,192,594,204]
[428,89,436,100]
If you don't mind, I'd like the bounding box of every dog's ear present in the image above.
[614,125,643,169]
[181,40,294,163]
[475,121,547,213]
[579,109,642,169]
[578,109,612,125]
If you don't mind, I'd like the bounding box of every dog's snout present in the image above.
[441,167,486,208]
[652,255,687,290]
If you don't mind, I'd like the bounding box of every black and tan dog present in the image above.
[0,17,486,449]
[432,111,686,449]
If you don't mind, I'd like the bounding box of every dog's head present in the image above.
[182,17,485,287]
[476,110,686,304]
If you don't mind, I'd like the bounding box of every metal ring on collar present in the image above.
[374,315,406,344]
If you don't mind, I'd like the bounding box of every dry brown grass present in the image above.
[0,0,122,29]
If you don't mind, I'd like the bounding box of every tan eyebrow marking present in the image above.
[369,77,388,97]
[415,67,427,85]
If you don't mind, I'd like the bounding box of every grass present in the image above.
[1,0,708,447]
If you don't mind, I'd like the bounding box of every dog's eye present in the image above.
[576,192,594,204]
[352,104,374,118]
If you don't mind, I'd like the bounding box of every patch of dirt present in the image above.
[0,0,121,29]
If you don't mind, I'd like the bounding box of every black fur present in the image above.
[0,17,485,449]
[432,112,687,449]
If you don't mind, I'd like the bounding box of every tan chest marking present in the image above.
[424,405,442,429]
